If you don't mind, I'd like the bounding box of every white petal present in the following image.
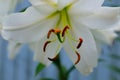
[91,29,117,55]
[58,0,77,10]
[74,26,98,75]
[8,41,22,59]
[0,0,19,27]
[80,7,120,29]
[0,0,18,14]
[29,0,57,6]
[95,41,103,55]
[29,0,44,5]
[29,36,62,66]
[69,0,104,14]
[29,40,47,65]
[2,6,59,43]
[64,22,98,75]
[91,29,117,44]
[0,24,2,32]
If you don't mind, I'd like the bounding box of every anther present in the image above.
[75,51,81,65]
[43,41,51,52]
[76,38,83,49]
[62,26,70,37]
[48,55,58,61]
[47,29,55,39]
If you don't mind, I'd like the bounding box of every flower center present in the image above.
[43,7,83,65]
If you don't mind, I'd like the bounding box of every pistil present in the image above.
[43,41,51,52]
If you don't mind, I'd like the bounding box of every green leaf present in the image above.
[66,66,75,78]
[35,63,45,76]
[115,37,120,41]
[39,78,54,80]
[19,8,27,12]
[108,65,120,74]
[110,54,120,60]
[98,58,106,62]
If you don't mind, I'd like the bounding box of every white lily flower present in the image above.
[2,0,120,75]
[0,0,23,59]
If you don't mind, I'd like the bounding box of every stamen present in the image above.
[76,38,83,49]
[62,26,70,37]
[48,55,58,61]
[43,41,51,52]
[47,29,55,39]
[75,51,81,65]
[47,29,61,39]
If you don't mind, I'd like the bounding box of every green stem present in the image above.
[53,53,75,80]
[53,54,67,80]
[56,33,65,43]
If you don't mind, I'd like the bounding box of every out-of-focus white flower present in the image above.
[0,0,23,59]
[2,0,120,75]
[91,29,118,54]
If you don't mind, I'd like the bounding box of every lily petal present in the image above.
[29,36,62,66]
[91,29,117,44]
[8,41,22,59]
[64,22,98,75]
[91,29,117,54]
[58,0,76,10]
[29,0,44,5]
[30,0,57,6]
[0,0,18,15]
[78,0,104,8]
[2,6,59,43]
[80,7,120,29]
[69,0,104,14]
[74,25,98,75]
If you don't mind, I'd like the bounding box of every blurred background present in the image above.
[0,0,120,80]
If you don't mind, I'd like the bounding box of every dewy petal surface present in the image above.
[80,7,120,29]
[2,6,59,43]
[64,22,98,75]
[29,36,62,66]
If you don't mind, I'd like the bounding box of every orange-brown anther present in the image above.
[54,29,61,34]
[75,51,81,65]
[47,29,61,39]
[77,38,83,49]
[48,55,58,61]
[62,26,70,37]
[47,29,55,39]
[43,41,51,52]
